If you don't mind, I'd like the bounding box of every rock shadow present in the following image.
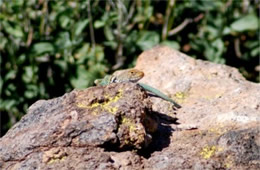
[138,111,180,158]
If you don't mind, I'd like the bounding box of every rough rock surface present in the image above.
[135,46,260,169]
[0,83,156,169]
[1,46,259,169]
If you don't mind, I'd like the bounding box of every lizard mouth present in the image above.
[130,73,144,82]
[130,78,142,83]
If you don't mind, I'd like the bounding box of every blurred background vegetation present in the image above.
[0,0,259,136]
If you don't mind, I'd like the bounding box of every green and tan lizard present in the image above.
[94,68,181,109]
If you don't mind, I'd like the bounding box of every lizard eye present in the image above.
[111,77,117,83]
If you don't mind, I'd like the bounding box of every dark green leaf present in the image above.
[32,42,54,55]
[161,41,180,50]
[94,20,105,28]
[251,46,259,57]
[55,32,72,49]
[0,76,3,95]
[4,70,16,81]
[0,99,17,110]
[59,15,71,28]
[22,66,34,83]
[0,36,7,49]
[74,19,89,36]
[5,84,16,96]
[104,26,114,41]
[231,14,258,32]
[70,66,90,89]
[54,60,68,71]
[2,21,24,38]
[74,43,90,63]
[103,41,117,49]
[24,84,38,99]
[137,31,160,50]
[94,45,105,62]
[17,54,26,65]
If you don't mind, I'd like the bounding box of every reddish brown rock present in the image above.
[0,83,156,169]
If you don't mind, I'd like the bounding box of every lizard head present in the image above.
[112,68,144,83]
[126,69,145,82]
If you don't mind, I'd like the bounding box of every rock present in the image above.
[1,46,259,169]
[135,46,260,169]
[0,83,157,169]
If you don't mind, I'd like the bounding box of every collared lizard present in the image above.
[94,68,181,109]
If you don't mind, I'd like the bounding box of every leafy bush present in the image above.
[0,0,259,136]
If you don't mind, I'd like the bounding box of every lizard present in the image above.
[94,68,181,109]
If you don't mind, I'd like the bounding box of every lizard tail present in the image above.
[138,83,181,109]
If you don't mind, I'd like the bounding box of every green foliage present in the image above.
[0,0,259,135]
[230,14,258,32]
[137,31,160,50]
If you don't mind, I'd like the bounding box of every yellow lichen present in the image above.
[77,103,88,108]
[200,146,223,159]
[43,148,67,164]
[174,92,187,99]
[88,102,100,108]
[208,126,227,136]
[129,124,137,133]
[121,118,137,134]
[174,91,188,103]
[48,155,67,164]
[124,139,129,144]
[121,117,132,124]
[121,117,143,143]
[77,89,123,114]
